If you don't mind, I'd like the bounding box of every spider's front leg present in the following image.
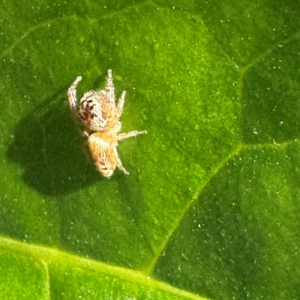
[67,76,82,109]
[68,76,88,137]
[106,69,125,117]
[106,69,115,108]
[117,91,126,117]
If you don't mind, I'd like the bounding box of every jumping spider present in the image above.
[67,69,147,177]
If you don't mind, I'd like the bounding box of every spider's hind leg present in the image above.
[113,147,129,175]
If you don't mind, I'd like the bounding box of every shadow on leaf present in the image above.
[6,93,101,196]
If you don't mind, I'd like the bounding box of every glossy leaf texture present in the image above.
[0,0,299,299]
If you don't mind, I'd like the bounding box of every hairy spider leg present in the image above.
[117,130,147,141]
[117,91,126,117]
[106,69,115,109]
[67,76,82,108]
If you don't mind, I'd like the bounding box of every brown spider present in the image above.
[67,69,147,177]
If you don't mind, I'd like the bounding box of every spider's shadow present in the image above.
[6,92,101,197]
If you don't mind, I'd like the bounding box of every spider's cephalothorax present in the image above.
[67,69,147,177]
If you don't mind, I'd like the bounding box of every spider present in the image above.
[67,69,147,177]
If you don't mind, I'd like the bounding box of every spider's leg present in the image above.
[67,76,82,109]
[113,148,129,175]
[67,76,87,136]
[106,69,115,108]
[117,91,126,117]
[117,130,147,141]
[82,137,93,164]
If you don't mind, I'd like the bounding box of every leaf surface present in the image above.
[0,0,299,299]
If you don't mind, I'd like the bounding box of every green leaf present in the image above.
[0,0,299,299]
